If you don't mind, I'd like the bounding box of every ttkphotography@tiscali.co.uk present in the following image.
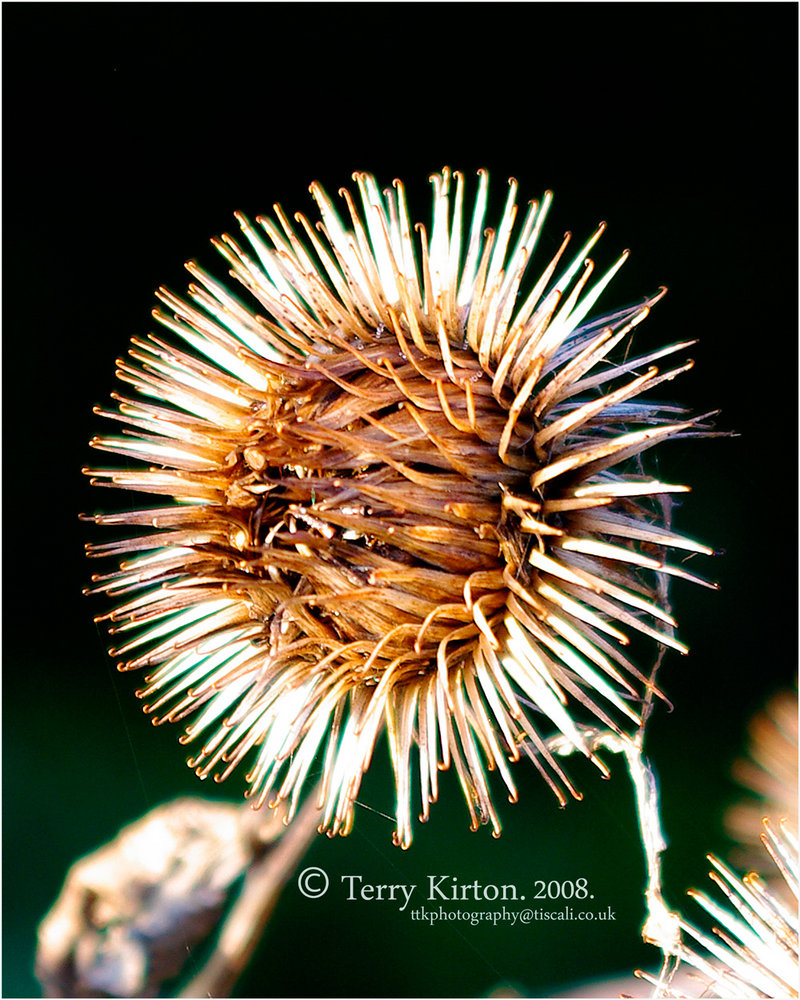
[409,905,617,926]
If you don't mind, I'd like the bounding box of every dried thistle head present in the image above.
[727,689,799,873]
[638,820,799,1000]
[85,168,713,847]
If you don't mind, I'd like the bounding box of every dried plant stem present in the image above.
[180,792,322,999]
[548,726,682,976]
[609,735,682,954]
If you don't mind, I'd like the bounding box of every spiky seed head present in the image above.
[85,168,712,847]
[727,689,799,873]
[638,820,799,999]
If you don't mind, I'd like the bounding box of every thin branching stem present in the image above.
[180,792,323,999]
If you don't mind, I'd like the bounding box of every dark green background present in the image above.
[4,4,797,998]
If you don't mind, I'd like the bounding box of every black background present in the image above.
[3,4,797,998]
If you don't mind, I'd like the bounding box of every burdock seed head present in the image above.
[85,169,714,848]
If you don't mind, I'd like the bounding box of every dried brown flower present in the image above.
[85,169,712,847]
[638,820,799,999]
[36,799,253,997]
[727,689,799,872]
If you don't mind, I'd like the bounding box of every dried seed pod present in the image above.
[35,799,256,998]
[86,169,714,847]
